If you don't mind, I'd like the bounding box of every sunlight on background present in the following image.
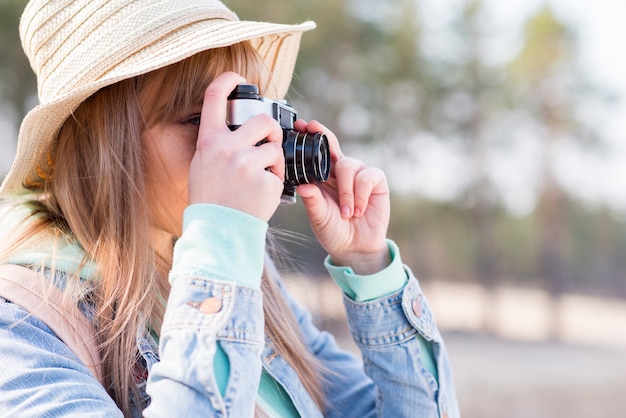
[391,0,626,216]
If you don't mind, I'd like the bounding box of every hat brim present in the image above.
[1,19,315,196]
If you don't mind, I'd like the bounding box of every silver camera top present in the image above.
[226,84,297,129]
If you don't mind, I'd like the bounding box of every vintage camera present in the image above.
[227,84,330,204]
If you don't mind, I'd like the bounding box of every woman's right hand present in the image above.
[187,72,285,221]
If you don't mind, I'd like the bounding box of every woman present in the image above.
[0,0,460,417]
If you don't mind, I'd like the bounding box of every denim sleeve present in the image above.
[144,204,267,417]
[274,281,378,417]
[0,297,122,417]
[144,279,265,417]
[325,240,439,382]
[278,267,460,418]
[343,269,461,418]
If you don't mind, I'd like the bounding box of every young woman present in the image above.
[0,0,460,417]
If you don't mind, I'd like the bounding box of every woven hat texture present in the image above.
[1,0,315,196]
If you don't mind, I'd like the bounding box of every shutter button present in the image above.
[188,297,222,314]
[412,295,423,317]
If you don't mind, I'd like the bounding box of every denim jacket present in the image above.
[0,204,460,417]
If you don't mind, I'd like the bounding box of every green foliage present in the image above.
[226,0,432,145]
[508,5,575,85]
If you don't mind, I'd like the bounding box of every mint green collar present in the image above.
[1,203,97,281]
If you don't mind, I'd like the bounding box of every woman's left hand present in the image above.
[295,120,391,275]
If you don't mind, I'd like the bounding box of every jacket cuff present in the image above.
[170,204,267,289]
[324,240,408,302]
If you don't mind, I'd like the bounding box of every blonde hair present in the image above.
[3,42,325,415]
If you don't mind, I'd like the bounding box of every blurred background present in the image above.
[2,0,626,416]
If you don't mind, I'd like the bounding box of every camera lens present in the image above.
[283,130,331,187]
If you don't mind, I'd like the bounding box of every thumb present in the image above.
[297,184,329,226]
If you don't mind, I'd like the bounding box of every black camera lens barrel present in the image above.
[283,130,330,186]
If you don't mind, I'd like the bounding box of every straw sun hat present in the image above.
[0,0,315,196]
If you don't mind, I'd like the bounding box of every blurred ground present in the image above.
[284,276,626,418]
[445,332,626,418]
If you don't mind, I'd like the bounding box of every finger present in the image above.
[236,113,283,147]
[296,183,328,225]
[353,167,389,217]
[293,119,310,134]
[256,141,285,181]
[334,157,365,218]
[294,119,344,161]
[199,72,246,132]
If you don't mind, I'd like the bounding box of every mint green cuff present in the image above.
[324,240,408,302]
[170,204,268,289]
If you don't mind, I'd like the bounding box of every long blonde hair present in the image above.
[2,42,325,415]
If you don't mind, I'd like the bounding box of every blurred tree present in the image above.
[507,4,587,338]
[226,0,434,146]
[230,0,622,303]
[0,0,36,126]
[440,0,503,332]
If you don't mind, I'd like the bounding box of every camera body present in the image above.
[227,84,330,204]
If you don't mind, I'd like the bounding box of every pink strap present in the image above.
[0,264,103,384]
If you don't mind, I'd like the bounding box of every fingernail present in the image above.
[341,205,351,218]
[354,207,362,217]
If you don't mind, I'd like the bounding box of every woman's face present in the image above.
[141,74,203,235]
[137,44,260,235]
